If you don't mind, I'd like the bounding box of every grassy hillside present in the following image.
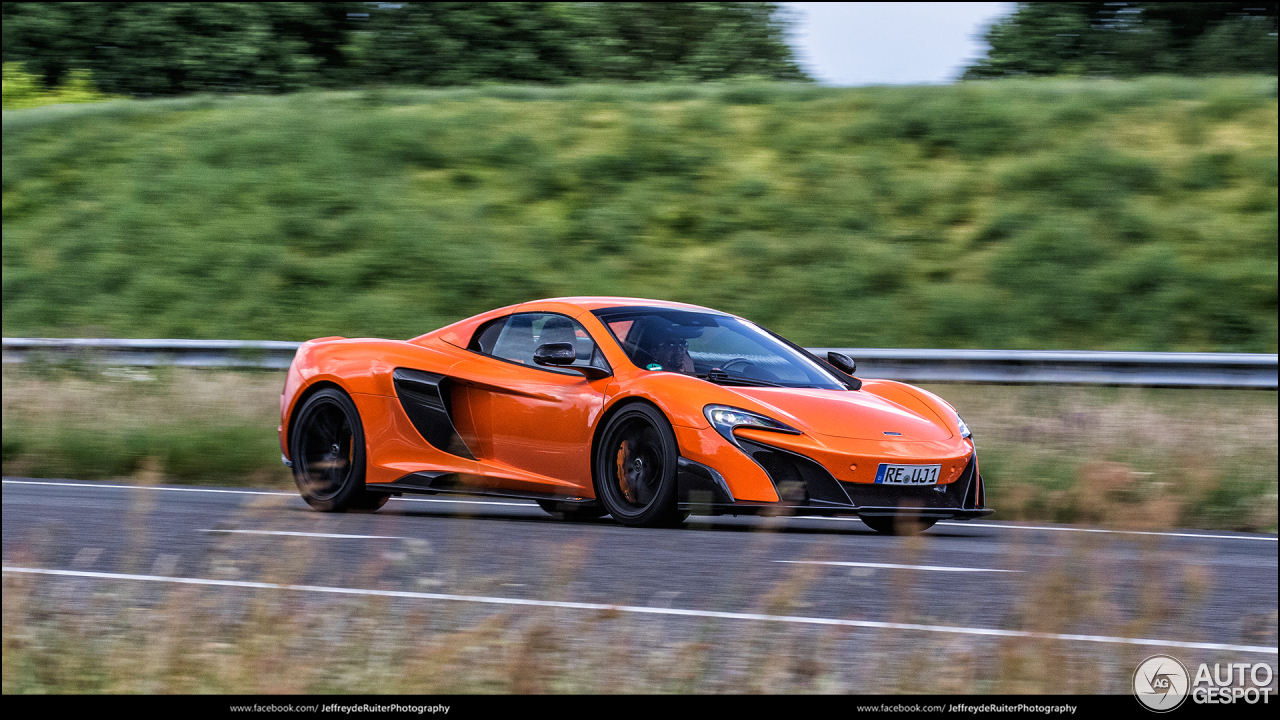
[2,78,1276,350]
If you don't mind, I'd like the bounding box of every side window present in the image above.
[469,318,506,355]
[469,313,608,372]
[607,320,634,343]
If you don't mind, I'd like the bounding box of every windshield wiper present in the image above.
[702,370,787,388]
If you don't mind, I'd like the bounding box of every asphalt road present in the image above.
[4,477,1277,679]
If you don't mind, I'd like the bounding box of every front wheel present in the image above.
[290,387,386,512]
[860,515,938,535]
[594,403,684,528]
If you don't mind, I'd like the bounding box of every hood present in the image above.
[728,386,953,441]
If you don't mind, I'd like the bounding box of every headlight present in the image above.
[957,414,972,439]
[704,404,800,447]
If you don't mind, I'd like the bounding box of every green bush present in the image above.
[2,63,122,110]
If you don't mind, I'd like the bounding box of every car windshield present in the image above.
[592,307,845,390]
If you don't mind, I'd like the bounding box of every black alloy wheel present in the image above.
[290,388,387,512]
[860,515,938,535]
[594,403,686,528]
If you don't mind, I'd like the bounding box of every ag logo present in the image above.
[1134,655,1190,712]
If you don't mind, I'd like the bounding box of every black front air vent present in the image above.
[736,439,852,506]
[960,457,984,510]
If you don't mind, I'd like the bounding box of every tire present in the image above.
[860,515,938,535]
[289,387,386,513]
[593,403,685,528]
[536,499,606,521]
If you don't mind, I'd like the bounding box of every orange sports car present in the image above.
[279,297,991,533]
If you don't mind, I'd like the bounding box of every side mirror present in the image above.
[534,343,611,379]
[534,342,576,366]
[827,352,856,375]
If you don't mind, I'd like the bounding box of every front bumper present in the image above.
[678,438,993,520]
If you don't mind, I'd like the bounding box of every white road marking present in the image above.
[6,479,1277,541]
[936,521,1280,542]
[5,565,1275,656]
[200,529,404,540]
[776,560,1022,573]
[2,479,536,507]
[789,514,1278,542]
[3,479,296,497]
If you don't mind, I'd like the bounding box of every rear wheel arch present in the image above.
[289,384,387,512]
[286,380,347,460]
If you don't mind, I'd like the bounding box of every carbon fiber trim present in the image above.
[677,457,735,506]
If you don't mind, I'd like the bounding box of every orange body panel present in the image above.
[445,350,609,492]
[280,296,989,517]
[672,424,779,502]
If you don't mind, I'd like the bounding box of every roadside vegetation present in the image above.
[3,77,1277,352]
[3,365,1275,533]
[1,63,121,110]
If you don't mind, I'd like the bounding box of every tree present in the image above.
[964,2,1278,78]
[1,2,808,96]
[572,2,808,82]
[355,2,587,86]
[1,2,351,94]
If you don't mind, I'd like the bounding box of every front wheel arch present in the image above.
[591,400,685,528]
[589,397,671,485]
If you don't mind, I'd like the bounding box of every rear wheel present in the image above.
[290,388,387,512]
[860,515,938,535]
[594,403,684,528]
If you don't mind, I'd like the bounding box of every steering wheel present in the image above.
[720,358,754,373]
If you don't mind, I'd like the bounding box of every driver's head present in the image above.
[652,331,694,373]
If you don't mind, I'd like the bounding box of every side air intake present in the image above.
[392,368,476,460]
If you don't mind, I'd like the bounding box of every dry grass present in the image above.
[925,384,1278,533]
[2,365,292,487]
[2,365,278,428]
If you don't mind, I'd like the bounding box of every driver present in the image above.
[649,332,696,374]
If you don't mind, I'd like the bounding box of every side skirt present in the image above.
[367,471,600,507]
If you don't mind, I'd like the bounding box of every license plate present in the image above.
[874,463,941,485]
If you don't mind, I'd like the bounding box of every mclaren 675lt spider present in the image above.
[279,297,992,533]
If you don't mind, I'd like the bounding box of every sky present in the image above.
[780,2,1017,86]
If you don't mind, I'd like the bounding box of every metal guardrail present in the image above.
[808,348,1277,389]
[3,338,1277,388]
[2,338,303,370]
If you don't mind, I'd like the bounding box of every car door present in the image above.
[448,312,611,494]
